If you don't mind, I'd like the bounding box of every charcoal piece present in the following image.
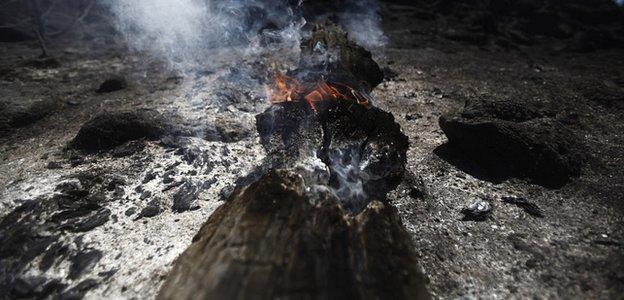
[136,198,163,219]
[502,196,543,218]
[461,200,492,221]
[302,23,384,91]
[59,208,111,232]
[158,170,430,300]
[124,207,136,217]
[98,269,118,279]
[106,177,126,191]
[59,279,99,300]
[96,77,127,93]
[71,109,167,151]
[172,182,200,212]
[47,161,63,169]
[69,250,102,280]
[10,277,65,299]
[438,98,586,188]
[39,242,68,272]
[142,172,157,184]
[162,170,175,184]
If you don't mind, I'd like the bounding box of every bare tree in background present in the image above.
[0,0,96,57]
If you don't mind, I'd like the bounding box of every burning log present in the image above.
[255,100,409,211]
[157,170,430,300]
[158,23,427,299]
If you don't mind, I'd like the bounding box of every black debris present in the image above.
[47,161,63,169]
[68,250,102,280]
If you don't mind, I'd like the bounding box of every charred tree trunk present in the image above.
[157,170,430,300]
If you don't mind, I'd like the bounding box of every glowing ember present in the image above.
[267,74,371,111]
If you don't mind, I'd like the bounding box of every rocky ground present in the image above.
[1,1,623,299]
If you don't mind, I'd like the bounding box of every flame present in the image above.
[267,74,370,111]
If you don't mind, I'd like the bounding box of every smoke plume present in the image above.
[109,0,387,71]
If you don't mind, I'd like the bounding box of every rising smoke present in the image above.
[109,0,387,71]
[109,0,306,70]
[110,0,388,210]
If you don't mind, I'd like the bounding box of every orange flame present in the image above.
[267,74,370,111]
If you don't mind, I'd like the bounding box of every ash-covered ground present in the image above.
[1,0,623,299]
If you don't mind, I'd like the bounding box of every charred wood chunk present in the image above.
[302,23,384,91]
[255,100,408,212]
[157,170,430,300]
[438,98,586,188]
[71,109,168,151]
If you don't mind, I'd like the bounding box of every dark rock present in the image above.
[71,109,167,151]
[96,77,127,93]
[502,196,543,217]
[69,250,102,280]
[172,182,200,212]
[461,200,492,221]
[438,98,585,188]
[47,161,63,169]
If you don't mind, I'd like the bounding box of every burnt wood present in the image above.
[157,170,430,300]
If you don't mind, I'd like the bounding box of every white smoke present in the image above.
[109,0,388,71]
[110,0,216,70]
[338,0,388,50]
[328,148,369,209]
[110,0,305,71]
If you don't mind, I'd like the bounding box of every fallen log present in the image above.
[157,170,430,300]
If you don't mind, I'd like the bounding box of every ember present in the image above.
[267,74,371,111]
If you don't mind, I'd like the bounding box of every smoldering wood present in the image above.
[157,170,430,300]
